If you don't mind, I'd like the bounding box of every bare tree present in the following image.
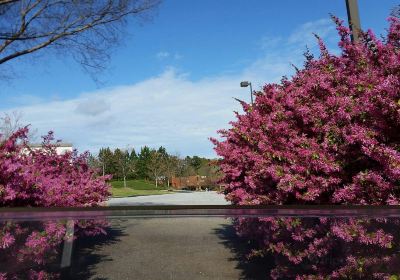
[0,0,160,76]
[148,149,164,188]
[163,153,179,188]
[0,111,36,141]
[0,111,22,139]
[121,148,134,188]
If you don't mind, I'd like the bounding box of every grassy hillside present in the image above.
[110,179,171,197]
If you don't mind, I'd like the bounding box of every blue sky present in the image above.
[1,0,398,157]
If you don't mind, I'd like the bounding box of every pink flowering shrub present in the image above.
[212,16,400,205]
[0,128,111,279]
[212,16,400,279]
[0,127,111,207]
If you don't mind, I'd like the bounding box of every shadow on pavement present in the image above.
[61,222,127,280]
[214,222,274,280]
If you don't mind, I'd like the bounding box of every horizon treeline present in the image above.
[89,146,220,187]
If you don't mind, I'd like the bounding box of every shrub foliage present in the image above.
[213,17,400,206]
[0,128,110,279]
[213,17,400,279]
[0,127,110,207]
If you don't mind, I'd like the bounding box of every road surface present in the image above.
[66,217,267,280]
[107,191,230,206]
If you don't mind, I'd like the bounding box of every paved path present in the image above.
[65,194,270,279]
[107,191,230,206]
[69,217,255,280]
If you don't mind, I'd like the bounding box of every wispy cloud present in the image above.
[2,18,339,157]
[156,51,170,59]
[156,51,183,60]
[288,18,336,46]
[259,36,283,50]
[173,53,183,60]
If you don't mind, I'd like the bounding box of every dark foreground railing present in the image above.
[1,206,400,279]
[3,205,400,220]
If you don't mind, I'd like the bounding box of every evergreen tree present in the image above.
[128,148,138,179]
[136,146,152,179]
[113,148,124,180]
[98,147,116,177]
[190,156,202,172]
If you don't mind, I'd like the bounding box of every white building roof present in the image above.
[28,143,73,148]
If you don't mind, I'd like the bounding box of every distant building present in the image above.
[28,143,73,155]
[171,175,217,190]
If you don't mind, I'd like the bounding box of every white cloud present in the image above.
[75,98,110,116]
[1,18,339,158]
[11,69,245,157]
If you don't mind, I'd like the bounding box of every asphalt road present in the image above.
[66,217,266,280]
[107,191,230,206]
[63,193,270,279]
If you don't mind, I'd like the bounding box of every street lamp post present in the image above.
[345,0,361,43]
[240,81,253,105]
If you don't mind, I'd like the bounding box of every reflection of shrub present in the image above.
[0,128,111,279]
[212,17,400,205]
[234,217,400,279]
[0,219,109,280]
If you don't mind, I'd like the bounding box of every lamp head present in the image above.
[240,81,250,87]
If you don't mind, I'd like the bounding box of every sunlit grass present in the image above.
[110,179,172,197]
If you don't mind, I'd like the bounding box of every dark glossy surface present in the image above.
[1,207,400,279]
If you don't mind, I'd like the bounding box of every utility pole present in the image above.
[345,0,362,43]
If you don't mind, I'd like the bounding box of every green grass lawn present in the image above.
[110,179,172,198]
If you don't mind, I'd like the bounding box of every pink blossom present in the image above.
[213,16,400,206]
[213,15,400,279]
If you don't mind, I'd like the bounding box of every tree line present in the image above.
[89,146,220,188]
